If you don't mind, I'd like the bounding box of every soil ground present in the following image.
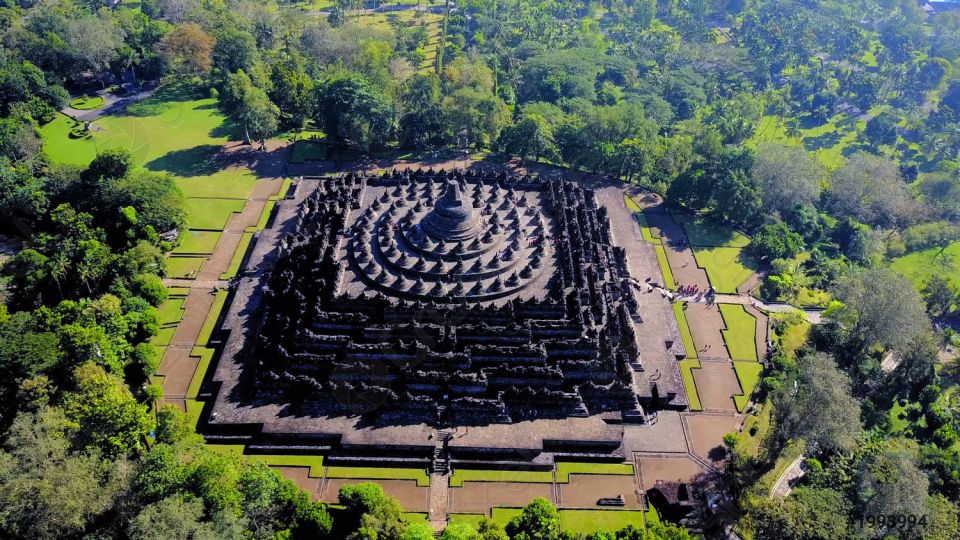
[559,475,641,509]
[448,482,554,514]
[322,479,430,512]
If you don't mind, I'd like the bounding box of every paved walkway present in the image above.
[680,293,823,324]
[771,455,806,498]
[429,471,450,532]
[157,177,282,407]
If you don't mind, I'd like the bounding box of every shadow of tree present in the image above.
[145,145,224,176]
[210,117,240,139]
[803,131,842,151]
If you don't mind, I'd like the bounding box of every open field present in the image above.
[555,462,634,482]
[165,256,205,279]
[450,469,554,487]
[173,230,222,255]
[733,361,764,413]
[679,359,703,411]
[183,199,247,230]
[325,466,430,487]
[719,304,758,361]
[675,214,751,248]
[692,246,757,293]
[890,242,960,289]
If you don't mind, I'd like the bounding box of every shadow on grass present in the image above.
[803,131,841,151]
[210,117,241,139]
[145,145,223,176]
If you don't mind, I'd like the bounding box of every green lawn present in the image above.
[653,244,678,290]
[186,347,216,399]
[157,298,186,326]
[248,454,325,477]
[749,113,867,171]
[184,198,246,230]
[70,95,105,110]
[449,469,553,487]
[174,168,259,200]
[718,304,758,361]
[889,242,960,290]
[733,361,764,413]
[675,214,750,248]
[150,326,177,346]
[559,510,645,535]
[255,200,277,230]
[41,86,235,168]
[679,359,703,411]
[221,232,254,279]
[173,230,222,255]
[555,462,634,483]
[289,139,328,163]
[324,466,430,487]
[167,286,191,296]
[672,303,698,359]
[165,256,205,279]
[401,513,429,524]
[691,246,757,293]
[196,289,229,346]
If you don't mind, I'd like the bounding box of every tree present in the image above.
[745,487,851,540]
[499,113,558,164]
[127,496,228,540]
[505,497,560,539]
[829,267,930,353]
[338,482,405,540]
[223,70,280,148]
[317,74,395,152]
[751,221,804,261]
[921,275,957,316]
[160,23,214,77]
[61,363,154,457]
[857,447,930,537]
[752,143,824,215]
[269,51,316,129]
[398,73,444,150]
[864,111,898,147]
[826,153,917,229]
[110,171,186,234]
[774,352,862,453]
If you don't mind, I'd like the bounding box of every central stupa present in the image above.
[420,181,481,241]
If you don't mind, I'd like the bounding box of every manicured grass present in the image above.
[490,508,524,526]
[184,198,246,230]
[449,469,553,487]
[633,211,659,243]
[186,347,216,399]
[41,86,235,168]
[674,214,750,248]
[255,200,277,230]
[221,232,254,279]
[325,466,431,487]
[733,361,764,413]
[556,462,634,483]
[678,359,703,411]
[174,168,259,200]
[401,513,429,524]
[247,455,325,476]
[653,244,678,290]
[718,304,758,361]
[624,195,642,212]
[672,303,698,360]
[157,298,186,326]
[165,256,205,279]
[173,230,222,255]
[559,510,644,535]
[890,241,960,290]
[289,139,328,163]
[691,246,757,293]
[186,399,205,428]
[196,289,229,346]
[449,514,489,527]
[167,286,191,296]
[69,95,105,110]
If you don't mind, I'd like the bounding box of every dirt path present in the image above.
[157,175,283,408]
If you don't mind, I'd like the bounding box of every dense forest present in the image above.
[0,0,959,538]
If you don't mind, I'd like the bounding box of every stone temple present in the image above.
[202,169,687,467]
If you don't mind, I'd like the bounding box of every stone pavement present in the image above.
[157,177,283,408]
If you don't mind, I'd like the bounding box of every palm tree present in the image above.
[785,118,803,141]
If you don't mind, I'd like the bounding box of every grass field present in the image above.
[749,112,869,171]
[679,359,703,411]
[672,303,698,359]
[157,298,186,326]
[174,168,259,199]
[559,510,644,535]
[675,214,751,248]
[165,256,205,279]
[150,326,177,346]
[248,455,325,477]
[196,289,229,346]
[289,139,328,163]
[183,198,247,230]
[173,230,222,255]
[733,361,764,412]
[221,232,254,279]
[40,86,234,168]
[70,95,105,110]
[186,347,216,399]
[555,462,634,483]
[325,466,431,487]
[718,304,758,361]
[654,244,678,289]
[692,246,757,293]
[889,242,960,289]
[449,469,554,487]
